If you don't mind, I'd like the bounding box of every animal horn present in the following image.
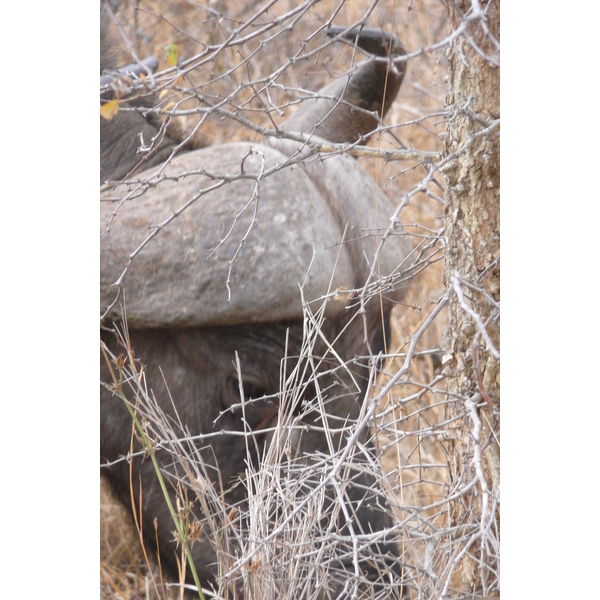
[325,25,405,58]
[281,27,406,144]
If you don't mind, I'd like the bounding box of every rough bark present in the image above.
[442,0,500,595]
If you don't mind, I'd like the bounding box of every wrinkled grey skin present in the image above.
[101,19,412,597]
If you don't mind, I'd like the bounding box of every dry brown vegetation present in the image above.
[100,0,496,598]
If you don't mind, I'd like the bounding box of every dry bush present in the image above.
[101,0,498,598]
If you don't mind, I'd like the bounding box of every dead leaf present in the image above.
[164,44,179,67]
[100,99,119,120]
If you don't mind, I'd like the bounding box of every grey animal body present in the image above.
[101,20,411,597]
[100,9,181,183]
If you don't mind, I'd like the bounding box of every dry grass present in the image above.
[101,0,453,597]
[100,478,178,600]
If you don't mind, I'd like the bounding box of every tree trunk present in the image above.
[442,0,500,595]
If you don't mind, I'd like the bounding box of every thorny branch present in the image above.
[101,1,499,598]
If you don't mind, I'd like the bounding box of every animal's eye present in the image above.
[226,376,268,402]
[242,380,267,400]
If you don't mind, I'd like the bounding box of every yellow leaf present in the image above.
[164,44,178,67]
[100,99,119,120]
